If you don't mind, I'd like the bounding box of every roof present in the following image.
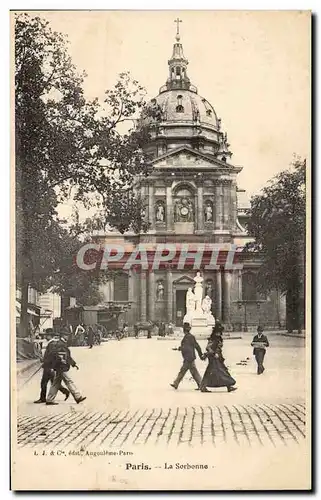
[151,89,219,129]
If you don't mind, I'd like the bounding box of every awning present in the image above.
[28,308,39,316]
[15,301,40,316]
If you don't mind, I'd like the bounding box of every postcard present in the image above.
[11,10,311,491]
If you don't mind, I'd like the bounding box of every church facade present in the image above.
[98,26,286,331]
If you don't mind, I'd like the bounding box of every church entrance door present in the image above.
[175,290,186,326]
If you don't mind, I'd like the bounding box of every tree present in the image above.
[245,158,306,331]
[15,14,151,336]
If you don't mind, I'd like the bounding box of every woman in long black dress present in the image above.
[200,322,237,393]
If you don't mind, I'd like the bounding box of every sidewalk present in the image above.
[16,359,42,385]
[277,331,306,338]
[156,329,305,341]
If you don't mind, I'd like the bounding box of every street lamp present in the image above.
[237,300,248,332]
[256,301,261,327]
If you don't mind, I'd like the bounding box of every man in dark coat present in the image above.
[251,325,270,375]
[46,333,86,405]
[34,335,69,404]
[170,323,204,390]
[159,322,166,337]
[87,326,94,348]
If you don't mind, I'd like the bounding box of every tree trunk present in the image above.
[19,281,29,338]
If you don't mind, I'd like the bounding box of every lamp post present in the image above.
[256,301,261,327]
[237,300,248,332]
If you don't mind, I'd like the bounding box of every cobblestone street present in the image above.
[16,333,307,449]
[18,402,306,449]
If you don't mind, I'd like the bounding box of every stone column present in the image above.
[167,269,173,322]
[110,279,114,301]
[237,269,242,300]
[127,270,134,324]
[223,181,231,230]
[215,182,223,230]
[148,184,155,230]
[166,184,174,232]
[215,269,222,320]
[222,270,232,325]
[140,271,147,322]
[231,182,238,232]
[148,270,155,321]
[197,185,204,232]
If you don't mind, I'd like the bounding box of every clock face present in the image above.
[180,206,189,216]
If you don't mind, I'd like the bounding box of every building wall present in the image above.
[98,156,283,330]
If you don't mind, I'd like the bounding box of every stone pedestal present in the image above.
[204,313,215,327]
[191,316,212,338]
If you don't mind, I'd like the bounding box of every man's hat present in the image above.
[257,325,263,332]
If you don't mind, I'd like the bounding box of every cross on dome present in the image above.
[174,17,182,41]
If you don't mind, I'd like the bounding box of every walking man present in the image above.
[87,326,94,348]
[170,323,204,390]
[251,325,270,375]
[34,334,69,404]
[46,332,86,405]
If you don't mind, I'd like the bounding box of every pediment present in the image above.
[173,274,195,285]
[150,146,237,171]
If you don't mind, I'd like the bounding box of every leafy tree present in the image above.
[245,158,306,331]
[15,13,151,336]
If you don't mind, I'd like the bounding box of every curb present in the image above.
[157,335,242,341]
[278,333,306,339]
[17,359,41,376]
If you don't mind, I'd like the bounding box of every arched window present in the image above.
[176,94,184,113]
[114,272,129,301]
[175,187,192,197]
[242,271,257,301]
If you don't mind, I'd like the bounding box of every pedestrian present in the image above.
[147,321,153,339]
[46,332,86,405]
[96,325,103,344]
[159,322,166,337]
[170,323,204,390]
[34,334,70,404]
[87,326,94,348]
[251,325,269,375]
[122,323,129,338]
[74,322,85,338]
[200,323,237,393]
[134,324,139,339]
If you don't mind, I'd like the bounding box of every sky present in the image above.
[32,10,310,203]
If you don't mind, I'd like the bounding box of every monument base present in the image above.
[204,314,215,327]
[190,317,212,338]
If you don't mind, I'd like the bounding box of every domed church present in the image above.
[97,22,286,332]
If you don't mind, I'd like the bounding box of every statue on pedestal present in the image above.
[202,295,212,315]
[183,273,215,333]
[156,281,165,300]
[202,295,215,327]
[186,287,196,314]
[193,271,204,313]
[204,203,213,222]
[155,202,165,222]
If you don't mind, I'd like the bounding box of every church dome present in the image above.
[149,89,219,130]
[140,20,232,160]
